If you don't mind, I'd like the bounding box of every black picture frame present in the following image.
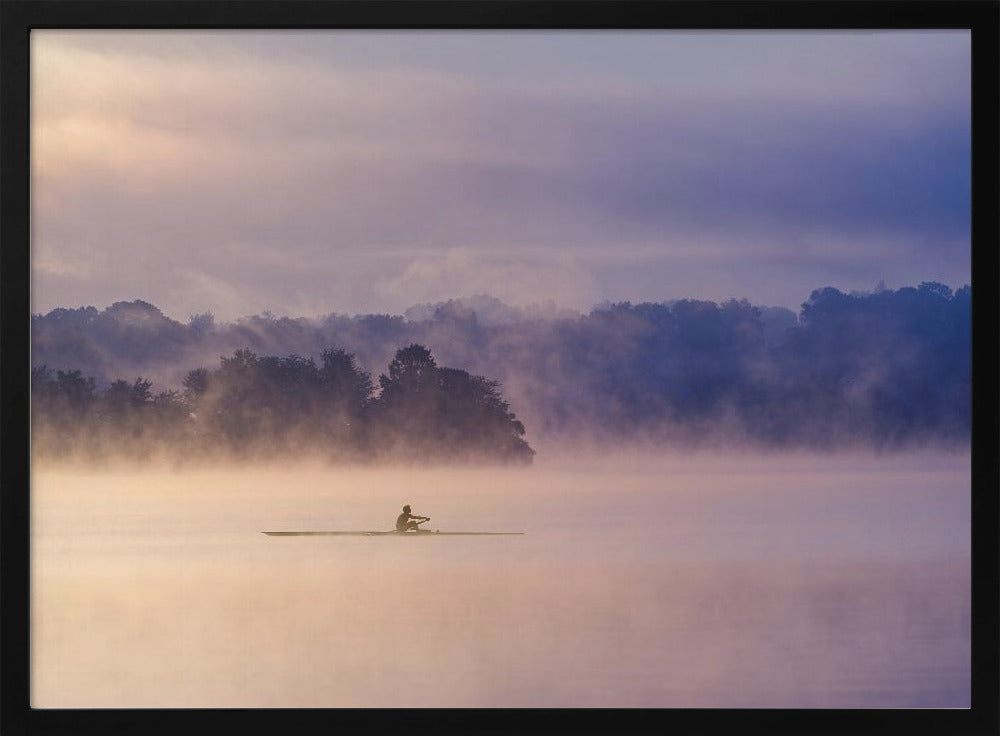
[2,2,997,734]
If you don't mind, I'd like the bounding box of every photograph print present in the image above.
[28,29,973,709]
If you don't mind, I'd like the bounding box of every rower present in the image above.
[396,504,430,532]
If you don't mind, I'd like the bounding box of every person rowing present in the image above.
[396,504,430,532]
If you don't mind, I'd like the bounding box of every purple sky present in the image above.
[31,31,971,322]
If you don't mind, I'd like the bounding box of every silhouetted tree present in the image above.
[373,344,534,463]
[182,367,210,404]
[54,369,97,417]
[318,348,374,446]
[436,367,534,463]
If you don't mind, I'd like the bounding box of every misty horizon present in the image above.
[30,277,962,327]
[32,279,971,458]
[33,275,972,333]
[36,287,797,330]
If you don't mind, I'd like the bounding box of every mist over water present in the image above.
[29,28,972,711]
[32,450,970,708]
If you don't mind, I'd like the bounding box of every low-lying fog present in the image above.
[31,449,970,708]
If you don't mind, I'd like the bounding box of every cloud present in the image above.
[32,253,93,281]
[30,31,971,319]
[381,247,597,312]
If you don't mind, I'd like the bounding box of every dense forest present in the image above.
[31,281,971,459]
[31,344,534,464]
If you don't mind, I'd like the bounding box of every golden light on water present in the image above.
[31,451,970,708]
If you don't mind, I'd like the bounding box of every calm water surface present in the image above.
[31,450,970,707]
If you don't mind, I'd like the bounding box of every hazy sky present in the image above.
[31,31,971,322]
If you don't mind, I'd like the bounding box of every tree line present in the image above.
[31,344,535,464]
[30,281,971,451]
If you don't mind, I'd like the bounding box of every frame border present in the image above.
[2,2,997,734]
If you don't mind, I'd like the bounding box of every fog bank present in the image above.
[32,282,971,457]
